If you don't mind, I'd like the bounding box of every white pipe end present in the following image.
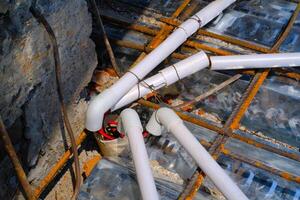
[85,90,112,131]
[146,107,183,136]
[146,111,162,136]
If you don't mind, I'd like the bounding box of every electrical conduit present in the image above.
[146,107,248,200]
[111,51,209,111]
[119,109,159,200]
[85,0,236,131]
[210,52,300,70]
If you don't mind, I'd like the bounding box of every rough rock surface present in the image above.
[0,0,97,198]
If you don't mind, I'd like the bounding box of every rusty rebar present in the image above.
[101,13,300,81]
[0,117,35,200]
[34,131,87,197]
[173,74,242,110]
[183,2,300,198]
[90,0,122,77]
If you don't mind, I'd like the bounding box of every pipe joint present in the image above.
[85,90,116,131]
[146,107,248,200]
[119,108,143,134]
[146,107,183,136]
[119,108,159,200]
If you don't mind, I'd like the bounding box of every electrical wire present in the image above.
[29,3,81,199]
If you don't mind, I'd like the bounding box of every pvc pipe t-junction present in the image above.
[119,109,159,200]
[210,52,300,70]
[85,0,236,131]
[111,51,209,111]
[146,107,248,200]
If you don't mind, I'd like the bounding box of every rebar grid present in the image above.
[100,8,300,81]
[92,0,300,198]
[104,0,300,161]
[115,1,300,199]
[182,3,300,198]
[3,1,300,199]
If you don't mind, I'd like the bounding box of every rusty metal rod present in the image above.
[102,14,300,81]
[184,3,300,198]
[221,146,300,184]
[34,131,87,197]
[138,99,300,163]
[271,2,300,50]
[0,117,35,200]
[90,0,122,77]
[173,74,242,110]
[160,17,272,53]
[171,0,192,18]
[102,14,233,56]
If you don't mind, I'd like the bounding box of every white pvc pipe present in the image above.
[85,0,236,131]
[119,109,159,200]
[210,52,300,70]
[111,51,209,111]
[146,108,248,200]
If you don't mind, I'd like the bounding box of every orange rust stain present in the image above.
[281,172,292,179]
[34,131,87,197]
[160,17,271,53]
[185,40,233,56]
[229,69,270,130]
[197,109,205,115]
[149,25,173,49]
[184,173,205,200]
[171,0,192,18]
[105,68,119,77]
[254,161,262,167]
[83,155,102,178]
[220,146,230,155]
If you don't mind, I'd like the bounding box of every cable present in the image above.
[29,4,81,200]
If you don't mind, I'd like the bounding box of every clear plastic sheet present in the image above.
[88,0,300,198]
[203,155,300,200]
[207,0,297,48]
[78,158,193,200]
[80,116,300,199]
[168,68,300,148]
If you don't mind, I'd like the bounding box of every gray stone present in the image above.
[0,0,97,198]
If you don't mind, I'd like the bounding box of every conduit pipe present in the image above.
[210,52,300,70]
[85,0,236,131]
[111,51,209,111]
[118,109,159,200]
[146,107,248,200]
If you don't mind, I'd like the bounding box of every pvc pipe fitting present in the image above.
[119,109,159,200]
[86,73,138,131]
[146,108,248,200]
[111,51,209,111]
[85,0,236,131]
[210,52,300,70]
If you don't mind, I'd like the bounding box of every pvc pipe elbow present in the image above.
[85,90,115,131]
[120,108,143,134]
[146,107,183,136]
[119,108,159,200]
[146,111,162,136]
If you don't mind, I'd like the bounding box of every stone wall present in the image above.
[0,0,97,198]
